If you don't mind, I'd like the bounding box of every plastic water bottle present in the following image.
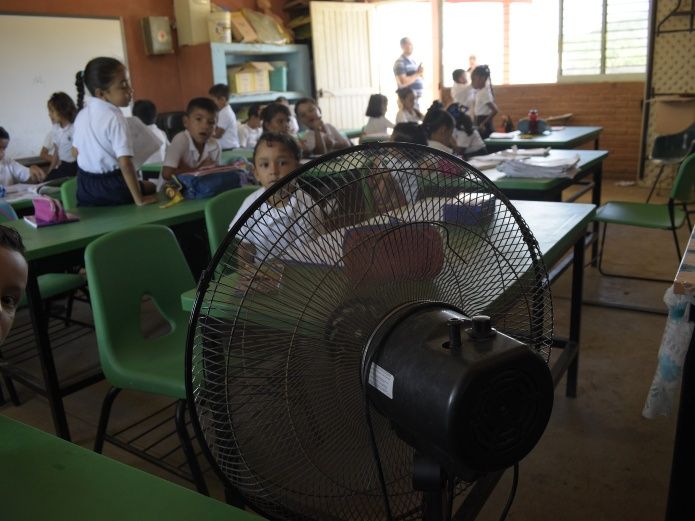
[528,109,539,134]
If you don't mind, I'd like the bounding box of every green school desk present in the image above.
[0,197,209,440]
[182,200,595,398]
[0,415,256,521]
[140,148,255,174]
[484,126,603,152]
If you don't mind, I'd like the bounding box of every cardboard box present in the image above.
[228,62,274,94]
[174,0,211,46]
[647,96,695,135]
[229,11,258,43]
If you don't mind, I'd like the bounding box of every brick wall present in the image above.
[493,82,646,179]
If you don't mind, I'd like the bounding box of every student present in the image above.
[238,103,263,149]
[40,92,78,181]
[161,97,221,181]
[72,57,157,206]
[364,94,394,135]
[0,225,28,347]
[229,132,326,264]
[208,84,239,150]
[471,65,498,139]
[132,99,168,164]
[395,87,423,124]
[391,122,427,145]
[0,127,45,186]
[450,69,475,113]
[422,104,456,154]
[449,105,487,159]
[261,102,292,135]
[295,98,351,156]
[275,96,299,134]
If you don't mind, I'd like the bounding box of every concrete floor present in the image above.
[0,179,684,521]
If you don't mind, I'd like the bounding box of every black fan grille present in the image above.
[188,143,552,520]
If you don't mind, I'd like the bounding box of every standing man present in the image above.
[393,37,424,109]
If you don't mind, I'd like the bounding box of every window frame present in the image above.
[557,0,648,83]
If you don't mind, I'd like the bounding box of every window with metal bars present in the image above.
[560,0,649,79]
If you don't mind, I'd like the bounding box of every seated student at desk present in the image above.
[294,98,351,156]
[161,97,221,181]
[40,92,78,181]
[208,84,239,150]
[0,127,45,187]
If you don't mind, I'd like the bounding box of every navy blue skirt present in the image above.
[45,160,77,182]
[77,168,141,207]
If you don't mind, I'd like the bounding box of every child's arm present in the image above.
[28,165,46,183]
[480,101,499,129]
[118,156,156,206]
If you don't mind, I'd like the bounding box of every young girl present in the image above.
[422,104,456,154]
[363,94,394,135]
[261,102,293,135]
[395,87,423,124]
[229,132,326,272]
[72,57,157,206]
[471,65,498,139]
[238,103,263,148]
[40,92,78,181]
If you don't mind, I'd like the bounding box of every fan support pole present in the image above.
[413,452,451,521]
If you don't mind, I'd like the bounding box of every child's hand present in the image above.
[30,165,46,182]
[135,194,158,206]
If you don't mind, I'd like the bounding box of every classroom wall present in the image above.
[493,82,646,179]
[2,0,282,113]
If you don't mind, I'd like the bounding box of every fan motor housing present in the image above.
[366,303,554,480]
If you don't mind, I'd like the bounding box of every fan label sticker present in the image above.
[368,364,394,399]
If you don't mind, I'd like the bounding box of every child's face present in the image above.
[48,104,60,124]
[431,125,454,148]
[471,74,485,89]
[455,74,467,85]
[99,66,132,107]
[0,139,8,161]
[254,140,299,189]
[266,113,290,134]
[211,96,228,110]
[0,246,28,346]
[184,108,217,145]
[248,115,262,129]
[296,103,322,130]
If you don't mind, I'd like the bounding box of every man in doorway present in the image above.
[393,37,424,109]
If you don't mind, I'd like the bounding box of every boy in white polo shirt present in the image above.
[161,97,222,181]
[209,84,240,150]
[0,127,45,187]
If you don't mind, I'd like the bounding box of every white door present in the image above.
[310,1,379,131]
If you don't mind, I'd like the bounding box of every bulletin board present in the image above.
[0,14,127,158]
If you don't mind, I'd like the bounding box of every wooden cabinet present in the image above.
[178,42,312,107]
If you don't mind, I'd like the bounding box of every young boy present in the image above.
[450,69,474,111]
[208,84,240,150]
[132,99,169,164]
[0,225,28,347]
[0,127,45,186]
[161,98,221,181]
[229,132,326,264]
[294,98,351,156]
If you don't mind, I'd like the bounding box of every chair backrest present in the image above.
[84,225,195,391]
[0,201,19,222]
[653,122,695,161]
[156,111,186,142]
[60,178,78,210]
[670,153,695,202]
[204,186,259,256]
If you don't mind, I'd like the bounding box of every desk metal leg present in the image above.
[25,270,71,440]
[566,237,585,398]
[590,162,603,266]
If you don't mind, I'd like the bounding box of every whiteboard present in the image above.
[0,14,127,158]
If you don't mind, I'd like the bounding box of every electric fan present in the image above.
[186,142,554,521]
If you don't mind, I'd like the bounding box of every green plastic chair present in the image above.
[85,224,207,494]
[60,177,77,210]
[204,185,258,256]
[595,153,695,281]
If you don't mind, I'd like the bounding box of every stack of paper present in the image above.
[496,154,580,178]
[498,147,551,157]
[488,130,520,139]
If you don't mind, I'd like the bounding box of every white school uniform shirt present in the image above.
[143,124,168,165]
[237,123,263,149]
[73,97,133,173]
[454,129,486,154]
[301,123,351,154]
[364,116,394,135]
[229,187,325,259]
[452,84,475,112]
[474,86,495,117]
[216,104,240,149]
[0,157,31,186]
[42,123,75,163]
[427,139,454,155]
[163,130,221,171]
[396,109,421,124]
